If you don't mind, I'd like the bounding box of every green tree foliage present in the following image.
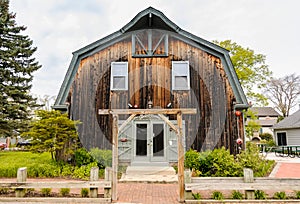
[244,109,261,138]
[0,0,41,136]
[214,40,272,106]
[22,110,80,162]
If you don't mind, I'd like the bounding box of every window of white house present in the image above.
[111,62,128,90]
[172,61,190,90]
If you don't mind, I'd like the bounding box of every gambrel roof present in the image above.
[53,7,248,110]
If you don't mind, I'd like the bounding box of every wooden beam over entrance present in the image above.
[98,108,197,202]
[98,108,197,115]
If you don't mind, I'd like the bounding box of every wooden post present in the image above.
[184,169,193,200]
[112,114,119,201]
[104,167,113,198]
[16,167,27,197]
[89,166,99,198]
[244,168,255,199]
[177,111,184,202]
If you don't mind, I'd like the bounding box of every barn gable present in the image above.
[53,7,249,159]
[54,7,247,109]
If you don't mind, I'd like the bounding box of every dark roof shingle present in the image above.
[273,110,300,130]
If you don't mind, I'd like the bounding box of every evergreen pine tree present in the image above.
[0,0,41,137]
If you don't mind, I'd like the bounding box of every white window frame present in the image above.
[110,62,128,91]
[172,61,190,90]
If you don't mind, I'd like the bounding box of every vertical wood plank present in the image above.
[177,111,184,203]
[112,114,119,201]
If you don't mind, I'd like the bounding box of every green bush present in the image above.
[212,191,224,200]
[184,149,201,170]
[207,147,241,177]
[254,190,267,199]
[60,188,70,196]
[0,188,8,195]
[295,191,300,199]
[259,133,273,141]
[41,188,52,197]
[89,148,112,168]
[231,190,243,199]
[192,192,202,200]
[74,148,95,167]
[237,142,275,177]
[81,188,89,197]
[72,162,98,180]
[274,191,286,199]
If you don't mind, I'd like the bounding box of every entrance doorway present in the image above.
[134,121,166,162]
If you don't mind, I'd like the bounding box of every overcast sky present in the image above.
[10,0,300,102]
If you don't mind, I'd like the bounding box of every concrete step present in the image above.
[125,166,176,175]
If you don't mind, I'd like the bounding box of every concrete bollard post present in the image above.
[89,166,99,198]
[244,168,255,199]
[184,169,193,200]
[104,167,112,198]
[16,167,27,197]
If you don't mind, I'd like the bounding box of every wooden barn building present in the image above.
[53,7,248,165]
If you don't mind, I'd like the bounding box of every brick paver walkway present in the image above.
[117,183,178,204]
[273,163,300,178]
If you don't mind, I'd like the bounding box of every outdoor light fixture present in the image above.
[167,102,172,108]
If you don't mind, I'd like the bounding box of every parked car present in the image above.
[16,140,32,148]
[0,142,6,150]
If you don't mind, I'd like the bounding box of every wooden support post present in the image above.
[184,169,193,200]
[177,111,184,203]
[244,168,255,199]
[16,167,27,197]
[89,166,99,198]
[112,114,119,201]
[104,167,113,198]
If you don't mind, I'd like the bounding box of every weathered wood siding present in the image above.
[68,30,242,153]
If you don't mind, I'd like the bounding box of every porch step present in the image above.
[125,166,176,175]
[119,166,178,183]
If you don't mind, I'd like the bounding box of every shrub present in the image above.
[259,133,273,141]
[296,191,300,199]
[81,188,89,197]
[208,147,242,177]
[41,188,52,197]
[254,190,267,199]
[0,188,8,195]
[237,142,275,177]
[184,149,200,170]
[74,148,95,167]
[89,148,112,169]
[212,191,224,200]
[72,162,98,180]
[60,188,70,196]
[192,192,202,200]
[231,190,243,199]
[274,191,287,199]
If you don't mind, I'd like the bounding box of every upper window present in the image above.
[111,62,128,90]
[172,61,190,90]
[132,29,168,57]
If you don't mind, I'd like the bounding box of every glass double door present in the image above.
[134,121,166,162]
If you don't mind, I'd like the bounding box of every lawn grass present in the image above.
[0,151,57,178]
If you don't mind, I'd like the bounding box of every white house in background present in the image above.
[272,110,300,146]
[246,107,281,136]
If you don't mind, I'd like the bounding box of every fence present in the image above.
[185,168,300,201]
[0,167,112,203]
